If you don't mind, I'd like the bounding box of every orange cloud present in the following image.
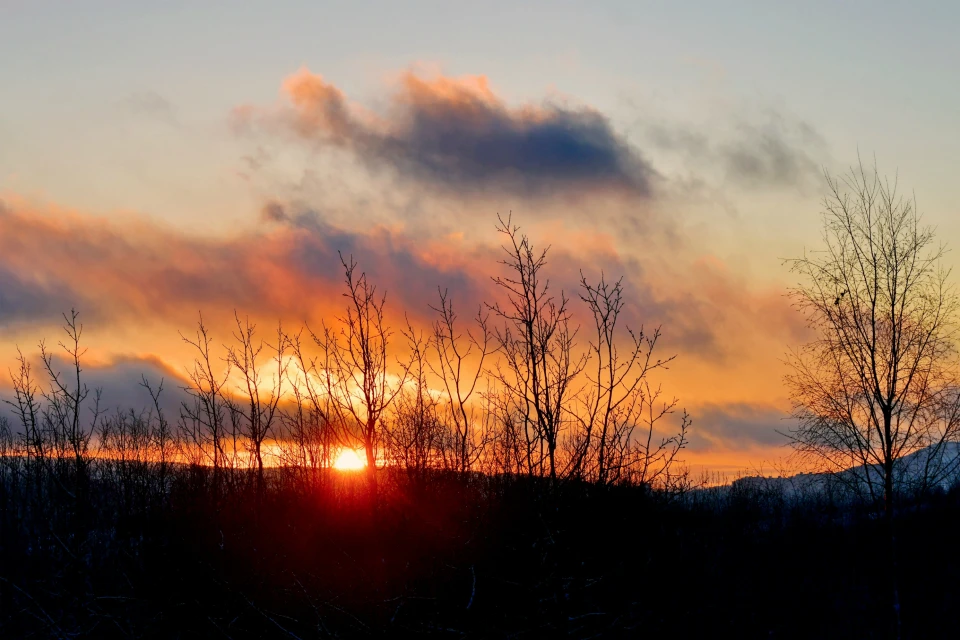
[0,196,493,334]
[280,68,356,141]
[0,195,807,369]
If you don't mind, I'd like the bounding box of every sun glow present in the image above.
[333,448,366,471]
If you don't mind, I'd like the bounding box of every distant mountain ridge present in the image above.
[714,442,960,502]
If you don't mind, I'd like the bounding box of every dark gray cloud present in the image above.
[688,402,794,452]
[241,69,657,198]
[539,249,728,362]
[279,206,490,319]
[377,103,654,196]
[0,200,95,329]
[719,120,822,189]
[72,355,190,420]
[647,110,826,192]
[0,266,91,329]
[0,354,190,435]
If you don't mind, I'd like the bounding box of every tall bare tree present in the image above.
[141,375,177,504]
[225,314,288,493]
[388,323,444,480]
[281,329,337,486]
[488,214,586,482]
[5,348,44,467]
[180,314,231,491]
[6,348,46,505]
[313,254,407,497]
[785,160,960,514]
[39,310,102,484]
[429,289,495,474]
[571,272,689,486]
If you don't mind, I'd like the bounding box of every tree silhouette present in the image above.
[572,272,689,486]
[785,159,960,638]
[429,288,495,474]
[488,214,586,482]
[224,314,288,493]
[313,253,408,499]
[785,159,960,512]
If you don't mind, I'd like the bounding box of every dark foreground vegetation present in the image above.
[2,459,960,639]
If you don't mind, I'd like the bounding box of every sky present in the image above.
[1,0,958,474]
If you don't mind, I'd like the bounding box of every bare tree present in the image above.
[281,329,337,487]
[571,272,689,486]
[429,289,495,474]
[141,376,177,503]
[180,314,231,491]
[389,323,444,480]
[225,313,288,493]
[488,214,587,482]
[313,254,407,498]
[39,310,102,484]
[5,348,44,468]
[785,159,960,515]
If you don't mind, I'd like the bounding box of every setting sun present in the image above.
[333,449,366,471]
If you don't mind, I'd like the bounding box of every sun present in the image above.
[333,448,366,471]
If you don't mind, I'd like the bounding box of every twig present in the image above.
[0,576,66,640]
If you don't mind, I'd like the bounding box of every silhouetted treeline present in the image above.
[2,213,960,637]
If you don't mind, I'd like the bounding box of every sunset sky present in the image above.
[1,1,958,474]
